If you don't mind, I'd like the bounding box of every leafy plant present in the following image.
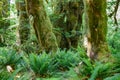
[29,52,52,77]
[53,50,80,71]
[104,73,120,80]
[0,69,10,80]
[76,46,93,78]
[89,62,112,80]
[76,46,116,80]
[0,68,23,80]
[108,29,120,54]
[0,48,21,68]
[78,57,93,78]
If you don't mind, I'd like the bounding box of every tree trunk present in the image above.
[83,0,109,60]
[15,0,30,45]
[25,0,58,53]
[53,0,84,49]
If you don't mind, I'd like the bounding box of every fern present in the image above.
[0,49,21,68]
[29,52,52,76]
[89,62,101,80]
[104,73,120,80]
[53,50,80,70]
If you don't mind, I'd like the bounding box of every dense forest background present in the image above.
[0,0,120,80]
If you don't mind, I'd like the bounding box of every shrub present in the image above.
[0,48,21,68]
[53,50,80,71]
[29,52,52,77]
[104,73,120,80]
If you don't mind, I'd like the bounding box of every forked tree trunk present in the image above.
[25,0,58,53]
[83,0,109,60]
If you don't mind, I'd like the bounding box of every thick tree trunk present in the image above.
[15,0,30,45]
[83,0,109,60]
[53,0,84,49]
[25,0,58,53]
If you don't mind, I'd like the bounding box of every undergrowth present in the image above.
[0,47,120,80]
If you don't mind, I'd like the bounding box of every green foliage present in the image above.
[0,49,32,80]
[108,28,120,54]
[76,47,120,80]
[107,0,120,55]
[0,0,119,79]
[77,46,87,58]
[77,46,93,77]
[28,50,81,77]
[0,68,24,80]
[110,53,120,75]
[77,57,93,77]
[29,53,52,76]
[89,62,112,80]
[77,59,114,80]
[49,68,79,80]
[113,52,120,63]
[0,48,21,68]
[0,47,120,79]
[104,73,120,80]
[0,70,10,80]
[53,50,80,70]
[76,50,120,80]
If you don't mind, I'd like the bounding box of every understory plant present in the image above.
[53,49,80,71]
[28,49,81,77]
[0,48,21,68]
[77,48,120,80]
[29,52,52,77]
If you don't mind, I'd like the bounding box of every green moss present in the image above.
[83,0,109,60]
[25,0,58,53]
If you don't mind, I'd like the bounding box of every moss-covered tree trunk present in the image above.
[53,0,84,49]
[25,0,58,53]
[15,0,30,45]
[83,0,109,60]
[0,1,3,17]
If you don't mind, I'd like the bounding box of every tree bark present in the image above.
[53,0,84,49]
[25,0,58,53]
[83,0,109,60]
